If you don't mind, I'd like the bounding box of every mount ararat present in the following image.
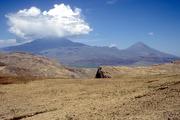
[2,38,179,67]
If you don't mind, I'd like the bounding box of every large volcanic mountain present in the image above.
[2,38,179,67]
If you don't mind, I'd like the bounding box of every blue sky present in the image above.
[0,0,180,56]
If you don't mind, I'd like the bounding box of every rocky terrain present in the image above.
[0,60,180,120]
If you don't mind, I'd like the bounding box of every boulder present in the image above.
[95,67,111,78]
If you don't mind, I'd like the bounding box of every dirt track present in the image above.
[0,74,180,120]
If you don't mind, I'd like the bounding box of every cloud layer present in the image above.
[6,4,92,40]
[0,39,17,47]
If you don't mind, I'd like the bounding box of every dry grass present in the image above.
[0,61,180,120]
[100,62,180,78]
[0,74,180,120]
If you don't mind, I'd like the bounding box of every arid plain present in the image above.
[0,61,180,120]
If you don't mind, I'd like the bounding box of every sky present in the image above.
[0,0,180,56]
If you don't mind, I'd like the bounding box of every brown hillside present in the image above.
[0,52,95,84]
[96,61,180,78]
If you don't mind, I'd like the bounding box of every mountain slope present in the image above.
[2,39,179,67]
[0,52,96,84]
[118,42,178,65]
[3,38,86,53]
[124,42,175,58]
[0,52,74,79]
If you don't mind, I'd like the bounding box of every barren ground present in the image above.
[0,73,180,120]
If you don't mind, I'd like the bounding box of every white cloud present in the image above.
[6,4,92,40]
[18,6,41,16]
[0,39,18,48]
[148,32,154,36]
[106,0,118,5]
[109,43,117,48]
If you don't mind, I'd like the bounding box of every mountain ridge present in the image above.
[3,38,87,52]
[2,39,179,67]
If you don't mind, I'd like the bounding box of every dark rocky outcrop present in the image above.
[95,67,111,78]
[0,62,6,66]
[171,60,180,64]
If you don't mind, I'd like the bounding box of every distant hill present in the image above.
[0,52,96,84]
[2,38,179,67]
[95,60,180,78]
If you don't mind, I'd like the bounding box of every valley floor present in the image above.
[0,75,180,120]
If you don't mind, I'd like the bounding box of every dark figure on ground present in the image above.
[95,67,111,78]
[95,67,104,78]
